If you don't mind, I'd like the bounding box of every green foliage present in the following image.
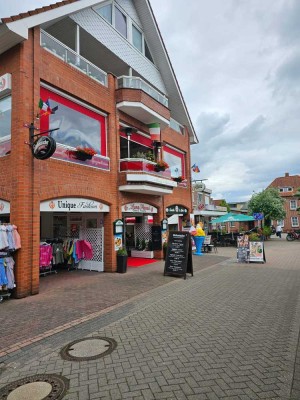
[117,246,127,256]
[132,151,154,162]
[219,199,230,212]
[248,188,286,225]
[141,239,146,250]
[249,233,260,241]
[136,237,140,249]
[262,226,272,238]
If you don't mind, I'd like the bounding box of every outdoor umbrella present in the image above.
[212,213,255,224]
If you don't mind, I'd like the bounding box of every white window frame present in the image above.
[291,216,299,227]
[93,1,154,63]
[290,200,297,210]
[0,94,12,143]
[277,220,285,227]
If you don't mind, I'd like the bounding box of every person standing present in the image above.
[276,224,282,238]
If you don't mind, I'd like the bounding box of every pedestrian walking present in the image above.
[276,224,282,238]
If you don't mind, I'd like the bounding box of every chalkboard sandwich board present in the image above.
[164,231,193,280]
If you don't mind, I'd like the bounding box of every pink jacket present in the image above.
[76,240,93,260]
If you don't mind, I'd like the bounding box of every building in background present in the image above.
[267,173,300,232]
[0,0,198,298]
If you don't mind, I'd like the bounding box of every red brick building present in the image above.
[267,173,300,232]
[0,0,198,298]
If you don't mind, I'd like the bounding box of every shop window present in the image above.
[0,95,11,156]
[163,146,185,178]
[40,87,107,156]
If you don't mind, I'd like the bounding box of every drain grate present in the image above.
[0,374,69,400]
[60,336,117,361]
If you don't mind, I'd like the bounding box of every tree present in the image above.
[248,188,286,226]
[219,199,230,212]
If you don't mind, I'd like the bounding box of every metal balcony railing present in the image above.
[117,76,168,107]
[40,30,107,86]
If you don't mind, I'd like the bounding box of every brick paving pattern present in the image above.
[1,236,300,399]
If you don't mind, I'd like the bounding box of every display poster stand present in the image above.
[237,234,266,263]
[164,231,193,280]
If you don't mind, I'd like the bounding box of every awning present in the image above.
[168,214,182,225]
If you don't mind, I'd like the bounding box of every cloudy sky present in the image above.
[1,0,299,201]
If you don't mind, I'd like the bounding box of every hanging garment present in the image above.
[52,242,64,265]
[39,244,53,267]
[12,225,21,249]
[0,259,8,286]
[6,225,15,250]
[0,226,9,250]
[76,240,93,260]
[4,257,15,289]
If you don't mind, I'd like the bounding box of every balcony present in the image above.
[119,159,177,195]
[40,30,107,86]
[116,76,170,128]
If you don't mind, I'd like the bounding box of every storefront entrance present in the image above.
[40,198,109,273]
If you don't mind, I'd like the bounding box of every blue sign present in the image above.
[253,213,263,220]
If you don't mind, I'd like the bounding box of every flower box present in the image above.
[130,250,154,259]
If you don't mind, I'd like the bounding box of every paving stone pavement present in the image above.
[1,236,300,399]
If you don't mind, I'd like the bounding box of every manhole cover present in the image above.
[60,336,117,361]
[0,374,69,400]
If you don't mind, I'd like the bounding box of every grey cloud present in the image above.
[271,52,300,99]
[195,112,230,141]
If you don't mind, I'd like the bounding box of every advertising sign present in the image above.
[32,136,56,160]
[249,241,265,263]
[40,198,110,212]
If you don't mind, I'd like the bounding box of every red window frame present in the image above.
[163,145,185,176]
[40,87,107,156]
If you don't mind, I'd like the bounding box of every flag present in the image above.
[191,163,200,173]
[38,99,58,117]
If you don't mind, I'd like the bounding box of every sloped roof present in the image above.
[0,0,198,143]
[1,0,77,23]
[268,173,300,196]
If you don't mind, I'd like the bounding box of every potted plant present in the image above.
[154,160,169,172]
[116,246,128,273]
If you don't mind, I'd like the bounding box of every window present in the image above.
[163,146,185,178]
[40,87,107,156]
[119,129,152,159]
[197,193,202,203]
[290,200,297,210]
[97,3,112,23]
[0,95,11,156]
[94,2,154,63]
[115,6,127,37]
[277,220,284,227]
[132,25,143,52]
[144,40,154,63]
[170,118,185,135]
[291,217,299,227]
[279,187,292,192]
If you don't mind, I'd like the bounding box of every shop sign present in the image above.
[32,136,56,160]
[0,73,11,95]
[166,205,188,215]
[40,198,110,212]
[122,203,157,214]
[0,200,10,214]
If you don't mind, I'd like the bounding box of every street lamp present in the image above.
[121,126,137,158]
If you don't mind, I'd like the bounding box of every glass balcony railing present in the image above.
[40,30,107,86]
[117,76,168,107]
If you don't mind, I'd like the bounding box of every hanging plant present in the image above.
[172,176,185,183]
[66,146,96,161]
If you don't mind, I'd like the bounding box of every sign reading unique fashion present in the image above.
[40,198,110,212]
[32,136,56,160]
[164,231,193,279]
